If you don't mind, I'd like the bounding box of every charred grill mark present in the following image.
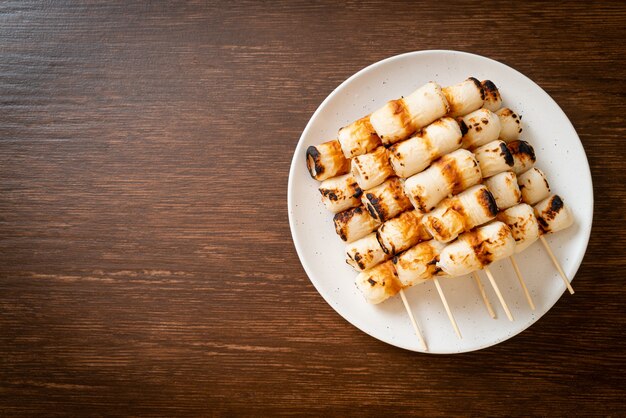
[459,119,469,136]
[320,188,339,201]
[468,77,485,100]
[466,229,493,267]
[509,140,536,163]
[438,157,463,195]
[389,99,414,134]
[539,195,564,228]
[367,277,376,286]
[499,142,515,166]
[333,206,362,241]
[306,145,323,177]
[481,80,500,101]
[478,188,499,217]
[543,175,551,191]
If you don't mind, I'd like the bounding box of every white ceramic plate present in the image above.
[287,50,593,354]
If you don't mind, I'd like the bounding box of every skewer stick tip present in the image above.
[399,289,428,351]
[484,267,514,322]
[539,236,575,295]
[433,278,462,339]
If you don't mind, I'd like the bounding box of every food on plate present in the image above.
[354,260,403,304]
[388,116,463,178]
[517,167,550,205]
[376,209,431,255]
[351,146,395,190]
[473,140,514,178]
[495,108,523,142]
[481,80,502,112]
[460,108,502,149]
[483,171,522,210]
[403,149,481,212]
[422,184,499,243]
[306,139,350,181]
[370,82,449,145]
[437,221,516,276]
[333,205,381,243]
[346,232,390,272]
[507,140,536,175]
[497,204,540,253]
[337,115,382,158]
[318,173,362,213]
[393,240,447,287]
[534,195,574,234]
[442,77,484,117]
[361,177,412,222]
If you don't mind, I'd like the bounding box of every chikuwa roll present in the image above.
[474,140,514,178]
[388,117,462,178]
[422,185,499,243]
[460,108,502,149]
[337,115,382,158]
[334,205,381,243]
[376,209,431,255]
[495,108,522,142]
[370,82,449,145]
[354,260,403,304]
[351,146,395,190]
[518,167,550,205]
[437,221,516,277]
[403,149,481,212]
[346,232,390,272]
[319,173,362,213]
[442,77,484,117]
[393,240,447,287]
[306,139,351,181]
[508,140,536,174]
[497,203,540,253]
[481,80,502,112]
[533,195,574,234]
[483,171,522,210]
[362,177,412,222]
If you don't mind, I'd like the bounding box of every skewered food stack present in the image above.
[304,75,576,348]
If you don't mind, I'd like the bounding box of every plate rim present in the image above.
[287,49,594,354]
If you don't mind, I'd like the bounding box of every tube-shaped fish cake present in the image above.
[319,173,362,213]
[388,117,462,178]
[333,205,381,243]
[370,82,449,145]
[403,149,481,212]
[362,177,412,222]
[422,185,499,243]
[497,204,540,253]
[481,80,502,112]
[351,146,395,190]
[437,221,516,277]
[442,77,484,117]
[483,171,521,210]
[495,108,522,142]
[460,108,502,149]
[346,232,390,272]
[474,140,514,178]
[393,240,447,287]
[376,209,431,255]
[337,115,382,158]
[354,260,403,304]
[518,167,550,205]
[534,195,574,234]
[508,140,536,175]
[306,139,351,181]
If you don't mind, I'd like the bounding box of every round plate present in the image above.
[287,50,593,354]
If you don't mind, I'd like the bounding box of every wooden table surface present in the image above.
[1,1,625,416]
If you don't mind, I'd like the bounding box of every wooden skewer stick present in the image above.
[399,289,428,352]
[484,267,514,322]
[472,271,496,318]
[433,278,462,339]
[539,235,575,295]
[509,255,535,311]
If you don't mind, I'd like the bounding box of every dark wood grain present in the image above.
[1,1,625,416]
